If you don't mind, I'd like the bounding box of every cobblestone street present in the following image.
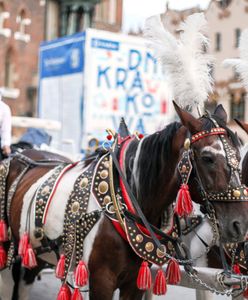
[29,270,230,300]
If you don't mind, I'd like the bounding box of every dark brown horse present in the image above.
[1,103,248,300]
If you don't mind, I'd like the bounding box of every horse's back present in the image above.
[7,149,72,239]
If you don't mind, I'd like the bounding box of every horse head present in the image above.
[174,102,248,243]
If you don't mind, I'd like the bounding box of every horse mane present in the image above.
[135,121,182,204]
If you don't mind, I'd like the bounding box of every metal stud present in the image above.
[157,245,166,258]
[98,181,109,194]
[80,178,89,189]
[71,201,80,213]
[145,242,154,252]
[233,190,241,198]
[100,170,108,179]
[135,234,143,243]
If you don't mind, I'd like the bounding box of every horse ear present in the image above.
[214,104,227,123]
[235,119,248,135]
[173,101,202,134]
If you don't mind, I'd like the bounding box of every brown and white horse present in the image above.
[1,103,248,300]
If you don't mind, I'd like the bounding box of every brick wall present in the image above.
[0,0,45,116]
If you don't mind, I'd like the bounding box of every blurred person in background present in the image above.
[0,91,11,159]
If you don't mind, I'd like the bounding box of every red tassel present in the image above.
[0,220,8,242]
[0,245,7,269]
[57,284,71,300]
[22,243,37,269]
[174,184,193,216]
[74,260,88,287]
[243,288,248,299]
[56,254,65,279]
[153,269,167,295]
[18,232,29,257]
[137,261,152,290]
[71,288,83,300]
[166,258,181,285]
[233,264,241,275]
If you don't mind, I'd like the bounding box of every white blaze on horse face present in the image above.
[201,140,226,158]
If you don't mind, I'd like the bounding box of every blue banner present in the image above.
[40,32,85,78]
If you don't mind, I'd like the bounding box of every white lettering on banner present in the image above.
[83,31,173,146]
[44,57,66,67]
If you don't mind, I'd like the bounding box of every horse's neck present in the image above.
[125,133,181,225]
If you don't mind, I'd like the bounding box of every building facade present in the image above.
[46,0,123,41]
[164,0,248,141]
[0,0,46,116]
[0,0,123,117]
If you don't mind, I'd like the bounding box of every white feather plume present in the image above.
[144,13,213,111]
[223,29,248,91]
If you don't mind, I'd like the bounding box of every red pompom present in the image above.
[138,134,144,139]
[106,134,112,141]
[174,184,193,217]
[18,232,29,257]
[233,264,241,275]
[243,288,248,299]
[71,288,83,300]
[166,258,181,285]
[56,254,65,279]
[0,245,7,269]
[22,243,37,269]
[0,220,8,242]
[57,284,71,300]
[137,261,152,290]
[153,269,167,295]
[74,260,88,287]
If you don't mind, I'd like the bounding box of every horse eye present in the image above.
[201,155,215,164]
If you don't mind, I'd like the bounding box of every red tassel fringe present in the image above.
[0,245,7,269]
[153,269,167,295]
[137,261,152,290]
[174,184,193,217]
[243,288,248,299]
[18,232,29,257]
[0,220,8,242]
[71,288,83,300]
[166,258,181,285]
[75,260,88,287]
[56,254,65,279]
[57,284,71,300]
[232,264,241,275]
[22,243,37,269]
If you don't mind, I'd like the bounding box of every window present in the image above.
[14,9,31,42]
[4,48,15,88]
[215,32,221,51]
[109,0,117,24]
[0,2,11,37]
[216,0,232,9]
[235,28,241,48]
[230,92,245,120]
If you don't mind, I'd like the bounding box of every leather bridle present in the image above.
[178,117,248,209]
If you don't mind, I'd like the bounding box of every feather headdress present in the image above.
[223,29,248,90]
[144,13,213,111]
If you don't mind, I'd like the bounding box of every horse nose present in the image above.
[230,220,242,238]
